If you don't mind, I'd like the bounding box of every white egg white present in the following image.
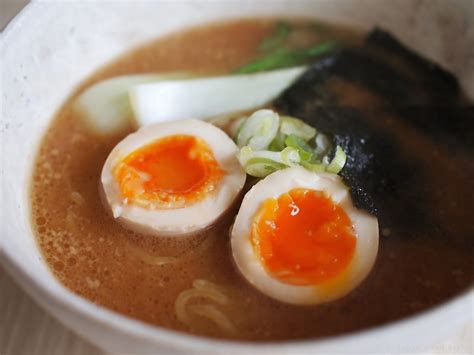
[101,119,246,236]
[231,167,379,305]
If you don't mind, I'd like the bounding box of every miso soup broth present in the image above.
[31,19,474,341]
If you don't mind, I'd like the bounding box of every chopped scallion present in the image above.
[314,133,332,157]
[300,161,326,172]
[245,157,287,178]
[326,146,347,174]
[284,134,314,162]
[234,109,348,178]
[280,147,301,166]
[236,109,280,150]
[280,116,316,141]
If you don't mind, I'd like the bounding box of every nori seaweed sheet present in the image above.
[366,28,460,99]
[274,28,473,233]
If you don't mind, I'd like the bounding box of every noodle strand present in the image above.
[188,304,237,335]
[175,279,237,335]
[130,232,217,266]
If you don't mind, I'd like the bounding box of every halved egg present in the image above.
[101,119,246,236]
[231,167,378,305]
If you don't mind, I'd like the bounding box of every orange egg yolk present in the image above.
[251,188,356,286]
[114,135,223,209]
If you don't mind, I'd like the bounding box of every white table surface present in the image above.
[0,266,102,355]
[1,2,472,354]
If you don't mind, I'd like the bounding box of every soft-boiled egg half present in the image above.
[101,119,246,236]
[231,167,378,305]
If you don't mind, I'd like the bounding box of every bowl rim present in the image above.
[1,1,473,353]
[2,247,473,353]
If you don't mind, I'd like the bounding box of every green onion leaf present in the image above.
[236,109,280,150]
[245,157,287,178]
[326,146,347,174]
[235,109,347,178]
[280,115,316,141]
[301,161,326,172]
[284,134,314,162]
[314,132,332,158]
[235,41,339,74]
[280,147,301,166]
[238,146,283,167]
[268,131,286,151]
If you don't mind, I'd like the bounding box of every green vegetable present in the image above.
[238,146,287,178]
[74,72,194,135]
[300,161,326,172]
[130,67,305,126]
[326,146,347,174]
[245,157,287,178]
[314,133,332,157]
[238,146,283,166]
[235,109,347,178]
[280,147,301,166]
[236,109,280,150]
[268,132,286,151]
[237,146,253,166]
[235,41,338,74]
[270,116,316,152]
[284,134,314,162]
[280,116,316,141]
[259,21,292,51]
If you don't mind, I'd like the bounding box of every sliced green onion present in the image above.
[314,133,332,157]
[229,116,247,138]
[326,146,347,174]
[284,134,314,162]
[245,157,287,178]
[238,146,293,178]
[300,161,326,172]
[237,146,283,167]
[280,147,300,166]
[268,131,286,151]
[280,116,316,141]
[235,110,347,178]
[237,146,253,166]
[236,109,280,150]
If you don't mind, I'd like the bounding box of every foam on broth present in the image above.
[31,19,473,341]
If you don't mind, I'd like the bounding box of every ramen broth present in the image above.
[31,19,474,340]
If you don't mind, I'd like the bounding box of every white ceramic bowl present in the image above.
[1,1,473,353]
